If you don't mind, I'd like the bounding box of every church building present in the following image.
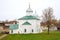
[9,4,42,34]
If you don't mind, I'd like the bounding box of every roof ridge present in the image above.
[18,15,40,20]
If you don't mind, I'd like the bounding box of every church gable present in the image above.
[22,21,31,25]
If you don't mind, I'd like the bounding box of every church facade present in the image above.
[9,4,42,34]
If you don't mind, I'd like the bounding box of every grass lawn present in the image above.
[2,31,60,40]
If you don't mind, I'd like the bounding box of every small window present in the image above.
[18,31,19,33]
[24,29,26,32]
[11,30,13,33]
[32,29,34,32]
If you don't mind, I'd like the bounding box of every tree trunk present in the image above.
[48,25,49,34]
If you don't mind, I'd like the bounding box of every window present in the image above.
[32,29,34,32]
[11,30,13,33]
[24,29,26,32]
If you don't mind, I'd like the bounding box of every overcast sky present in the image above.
[0,0,60,21]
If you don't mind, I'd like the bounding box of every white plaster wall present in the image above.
[19,20,42,34]
[35,20,42,33]
[19,25,34,34]
[9,19,42,34]
[49,26,57,31]
[10,29,19,34]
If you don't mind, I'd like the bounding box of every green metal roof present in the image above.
[9,24,19,30]
[22,22,31,25]
[18,15,40,20]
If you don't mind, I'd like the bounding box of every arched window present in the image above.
[32,29,34,32]
[24,29,26,32]
[11,30,13,33]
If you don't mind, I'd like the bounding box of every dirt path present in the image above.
[0,34,7,40]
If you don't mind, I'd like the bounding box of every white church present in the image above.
[9,4,42,34]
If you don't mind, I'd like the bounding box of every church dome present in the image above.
[26,8,33,12]
[26,4,33,13]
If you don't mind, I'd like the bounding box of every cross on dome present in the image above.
[29,3,30,8]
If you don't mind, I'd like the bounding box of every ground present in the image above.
[1,31,60,40]
[0,34,3,36]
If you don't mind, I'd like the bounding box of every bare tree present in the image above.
[42,7,54,34]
